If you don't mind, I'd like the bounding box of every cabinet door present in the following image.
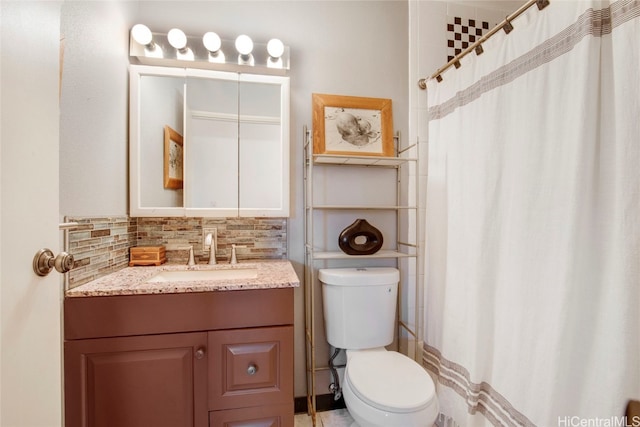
[64,332,208,427]
[238,77,289,217]
[209,403,294,427]
[208,326,293,411]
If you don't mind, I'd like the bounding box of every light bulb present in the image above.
[235,34,253,56]
[202,32,222,53]
[131,24,153,46]
[167,28,187,50]
[267,38,284,59]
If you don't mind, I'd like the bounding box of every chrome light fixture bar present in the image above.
[129,25,290,74]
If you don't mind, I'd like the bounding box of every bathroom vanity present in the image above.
[63,261,298,427]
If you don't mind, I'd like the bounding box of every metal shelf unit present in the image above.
[302,126,420,424]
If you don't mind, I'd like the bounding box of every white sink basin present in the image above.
[147,268,258,283]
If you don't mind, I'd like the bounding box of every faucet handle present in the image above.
[187,246,196,266]
[229,244,247,265]
[230,244,237,264]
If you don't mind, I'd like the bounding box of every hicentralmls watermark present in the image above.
[558,416,640,427]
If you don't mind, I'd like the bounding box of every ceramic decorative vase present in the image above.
[338,219,384,255]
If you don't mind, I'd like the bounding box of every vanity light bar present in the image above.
[129,25,290,73]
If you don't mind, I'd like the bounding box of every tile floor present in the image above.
[295,409,451,427]
[294,409,354,426]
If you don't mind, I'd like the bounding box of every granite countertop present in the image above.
[65,260,300,298]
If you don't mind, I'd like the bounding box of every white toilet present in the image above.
[320,267,439,427]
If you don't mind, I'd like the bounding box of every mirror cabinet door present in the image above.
[238,76,289,217]
[132,67,186,216]
[185,72,239,216]
[130,65,289,217]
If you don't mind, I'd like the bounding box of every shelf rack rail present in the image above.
[302,125,421,425]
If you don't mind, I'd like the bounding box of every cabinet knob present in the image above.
[247,364,257,375]
[195,347,206,360]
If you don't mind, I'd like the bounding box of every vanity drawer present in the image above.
[209,403,293,427]
[208,325,293,411]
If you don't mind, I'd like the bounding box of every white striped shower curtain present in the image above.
[423,1,640,426]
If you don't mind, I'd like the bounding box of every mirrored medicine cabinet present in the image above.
[129,65,290,217]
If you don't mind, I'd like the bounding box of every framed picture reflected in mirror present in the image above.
[163,125,183,189]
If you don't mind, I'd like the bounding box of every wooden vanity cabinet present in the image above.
[64,332,209,427]
[64,288,294,427]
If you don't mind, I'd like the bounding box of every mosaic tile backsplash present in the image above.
[66,216,287,290]
[65,216,137,289]
[136,217,287,265]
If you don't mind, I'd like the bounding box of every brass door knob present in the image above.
[33,248,74,276]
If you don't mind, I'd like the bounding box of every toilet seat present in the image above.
[346,350,436,413]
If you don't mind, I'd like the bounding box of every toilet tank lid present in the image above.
[318,268,399,286]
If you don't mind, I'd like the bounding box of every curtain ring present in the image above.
[503,16,514,34]
[536,0,550,10]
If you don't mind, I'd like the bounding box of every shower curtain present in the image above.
[423,1,639,426]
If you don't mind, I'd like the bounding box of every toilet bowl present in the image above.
[342,348,438,427]
[319,268,439,427]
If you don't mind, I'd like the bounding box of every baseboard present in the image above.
[294,393,346,414]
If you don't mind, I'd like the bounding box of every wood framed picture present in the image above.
[163,125,183,189]
[312,93,394,157]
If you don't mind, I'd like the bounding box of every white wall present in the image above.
[58,0,528,403]
[60,1,136,217]
[59,0,408,399]
[60,0,410,218]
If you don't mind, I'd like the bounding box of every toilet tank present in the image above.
[319,268,399,350]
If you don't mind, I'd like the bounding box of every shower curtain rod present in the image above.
[417,0,549,89]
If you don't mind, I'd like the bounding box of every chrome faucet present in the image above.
[205,233,217,265]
